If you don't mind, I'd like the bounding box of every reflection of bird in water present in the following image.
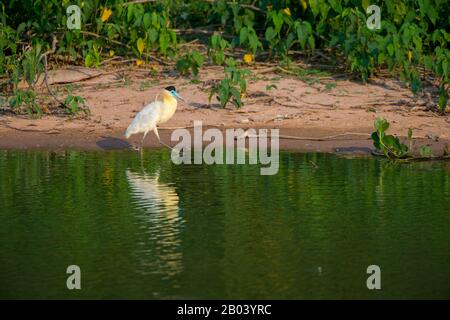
[126,169,183,278]
[125,86,184,150]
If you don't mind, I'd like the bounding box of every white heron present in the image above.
[125,86,184,149]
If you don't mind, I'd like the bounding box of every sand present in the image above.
[1,65,449,155]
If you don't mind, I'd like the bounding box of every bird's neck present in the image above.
[161,90,177,109]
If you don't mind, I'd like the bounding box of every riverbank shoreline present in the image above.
[0,125,448,157]
[1,66,449,155]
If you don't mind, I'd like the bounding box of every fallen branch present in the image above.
[237,132,372,141]
[80,30,130,49]
[271,97,334,109]
[39,36,68,109]
[122,0,266,14]
[0,121,59,133]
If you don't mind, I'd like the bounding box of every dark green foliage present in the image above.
[208,34,230,65]
[64,95,90,115]
[0,1,448,112]
[176,50,204,76]
[209,58,250,108]
[371,118,410,159]
[371,118,435,159]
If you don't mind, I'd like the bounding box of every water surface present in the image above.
[0,150,449,299]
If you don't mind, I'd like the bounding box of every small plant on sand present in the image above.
[209,58,250,109]
[84,43,101,68]
[208,34,230,65]
[9,89,41,115]
[371,118,436,159]
[64,95,89,116]
[371,118,410,159]
[176,50,204,77]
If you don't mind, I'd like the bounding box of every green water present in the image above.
[0,150,449,299]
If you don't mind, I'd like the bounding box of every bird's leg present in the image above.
[140,130,149,150]
[153,127,178,152]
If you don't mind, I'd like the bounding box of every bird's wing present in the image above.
[125,101,163,138]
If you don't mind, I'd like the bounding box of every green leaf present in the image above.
[438,85,448,112]
[423,55,433,70]
[230,87,242,108]
[211,34,219,48]
[427,5,438,24]
[442,60,448,78]
[308,36,315,50]
[239,27,248,45]
[371,132,381,150]
[85,53,95,68]
[309,0,320,17]
[218,82,230,108]
[296,24,308,49]
[248,32,260,53]
[329,0,342,13]
[191,51,204,67]
[272,12,284,34]
[143,13,151,29]
[383,135,398,149]
[159,32,169,54]
[374,118,389,132]
[387,44,395,56]
[151,12,158,28]
[213,51,225,65]
[148,29,158,44]
[265,27,276,41]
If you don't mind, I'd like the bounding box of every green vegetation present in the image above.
[176,50,204,76]
[64,95,89,115]
[209,58,250,108]
[371,118,434,159]
[0,0,449,112]
[371,118,410,159]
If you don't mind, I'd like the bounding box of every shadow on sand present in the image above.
[96,136,132,150]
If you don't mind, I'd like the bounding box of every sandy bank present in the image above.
[1,66,449,155]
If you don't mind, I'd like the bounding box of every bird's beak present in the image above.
[174,92,186,102]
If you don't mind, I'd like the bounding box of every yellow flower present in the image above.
[283,7,291,16]
[407,51,412,62]
[243,53,254,64]
[136,59,144,66]
[100,8,112,22]
[109,50,115,57]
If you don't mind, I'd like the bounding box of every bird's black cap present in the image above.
[165,86,176,92]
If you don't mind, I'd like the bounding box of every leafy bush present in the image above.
[208,34,230,65]
[371,118,410,159]
[9,90,41,115]
[176,50,204,76]
[64,95,89,115]
[209,58,250,109]
[0,0,448,112]
[371,118,434,159]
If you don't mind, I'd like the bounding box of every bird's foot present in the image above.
[131,144,141,151]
